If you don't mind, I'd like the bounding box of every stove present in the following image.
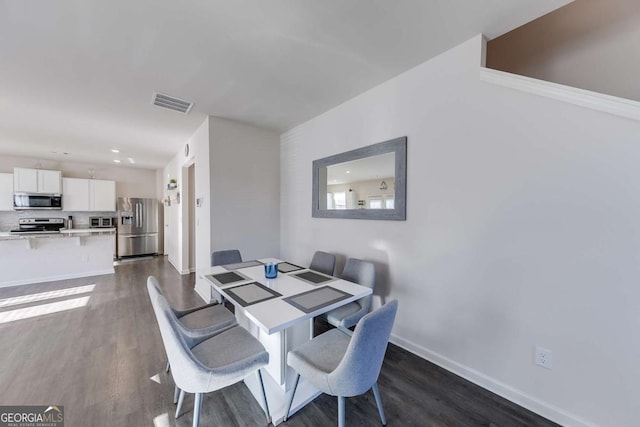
[10,218,65,235]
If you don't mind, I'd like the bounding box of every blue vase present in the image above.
[264,263,278,279]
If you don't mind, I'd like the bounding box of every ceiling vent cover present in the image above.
[152,92,193,114]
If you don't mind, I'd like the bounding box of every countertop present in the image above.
[0,228,116,241]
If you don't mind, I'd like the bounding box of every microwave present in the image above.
[90,216,116,228]
[13,193,62,210]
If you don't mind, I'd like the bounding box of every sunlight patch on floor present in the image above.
[0,284,96,308]
[0,296,90,324]
[152,413,171,427]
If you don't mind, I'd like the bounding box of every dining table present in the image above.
[199,257,372,425]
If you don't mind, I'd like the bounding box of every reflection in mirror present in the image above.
[325,152,395,210]
[312,136,406,220]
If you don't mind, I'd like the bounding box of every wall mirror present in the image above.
[312,136,406,220]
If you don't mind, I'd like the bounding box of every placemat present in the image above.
[278,262,304,273]
[206,270,250,287]
[222,260,264,270]
[224,282,282,307]
[284,286,352,314]
[292,270,335,285]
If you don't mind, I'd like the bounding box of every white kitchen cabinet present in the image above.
[14,168,61,194]
[0,173,14,210]
[62,178,115,211]
[62,178,90,211]
[13,168,38,193]
[39,169,62,193]
[89,179,116,211]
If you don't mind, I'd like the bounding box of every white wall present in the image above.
[163,116,279,299]
[0,155,156,198]
[193,118,212,295]
[162,153,183,271]
[281,35,640,427]
[209,117,280,260]
[155,168,165,254]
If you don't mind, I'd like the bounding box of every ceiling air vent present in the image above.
[152,92,193,114]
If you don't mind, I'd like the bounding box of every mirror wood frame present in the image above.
[312,136,407,220]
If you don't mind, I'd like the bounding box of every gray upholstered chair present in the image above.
[322,258,376,329]
[285,300,398,427]
[150,288,271,427]
[211,249,242,266]
[147,276,238,414]
[309,251,336,276]
[147,276,236,342]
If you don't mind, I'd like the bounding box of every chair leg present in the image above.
[166,361,170,373]
[175,389,186,419]
[372,382,387,425]
[284,373,300,422]
[338,396,345,427]
[192,392,202,427]
[173,386,180,404]
[257,369,271,423]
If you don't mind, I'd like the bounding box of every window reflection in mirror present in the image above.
[312,136,406,220]
[324,152,395,210]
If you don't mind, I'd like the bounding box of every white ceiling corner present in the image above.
[0,0,571,169]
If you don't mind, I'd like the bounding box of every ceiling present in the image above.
[328,152,395,185]
[0,0,571,169]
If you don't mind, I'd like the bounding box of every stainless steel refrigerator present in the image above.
[116,197,158,258]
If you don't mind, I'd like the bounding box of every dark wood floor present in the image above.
[0,257,559,427]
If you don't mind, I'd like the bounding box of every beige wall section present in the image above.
[486,0,640,102]
[0,155,157,198]
[209,117,280,261]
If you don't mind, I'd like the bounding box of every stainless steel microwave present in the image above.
[13,193,62,210]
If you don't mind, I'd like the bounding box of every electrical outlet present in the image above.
[535,346,553,369]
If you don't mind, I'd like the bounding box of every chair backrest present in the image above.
[148,283,212,393]
[147,275,163,302]
[328,300,398,397]
[309,251,336,276]
[147,276,216,347]
[211,249,242,266]
[341,258,375,289]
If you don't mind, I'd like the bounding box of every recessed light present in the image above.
[128,158,135,164]
[111,149,120,153]
[346,170,351,174]
[113,159,121,163]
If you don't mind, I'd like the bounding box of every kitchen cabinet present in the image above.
[0,173,13,210]
[62,178,115,211]
[14,168,61,194]
[90,179,116,211]
[62,178,90,211]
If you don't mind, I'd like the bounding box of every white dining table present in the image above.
[199,257,372,425]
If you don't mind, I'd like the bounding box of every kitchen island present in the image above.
[0,228,116,288]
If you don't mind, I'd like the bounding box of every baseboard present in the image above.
[194,282,211,303]
[0,268,115,288]
[389,334,598,427]
[167,257,190,275]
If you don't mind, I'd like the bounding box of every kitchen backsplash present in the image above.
[0,210,116,231]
